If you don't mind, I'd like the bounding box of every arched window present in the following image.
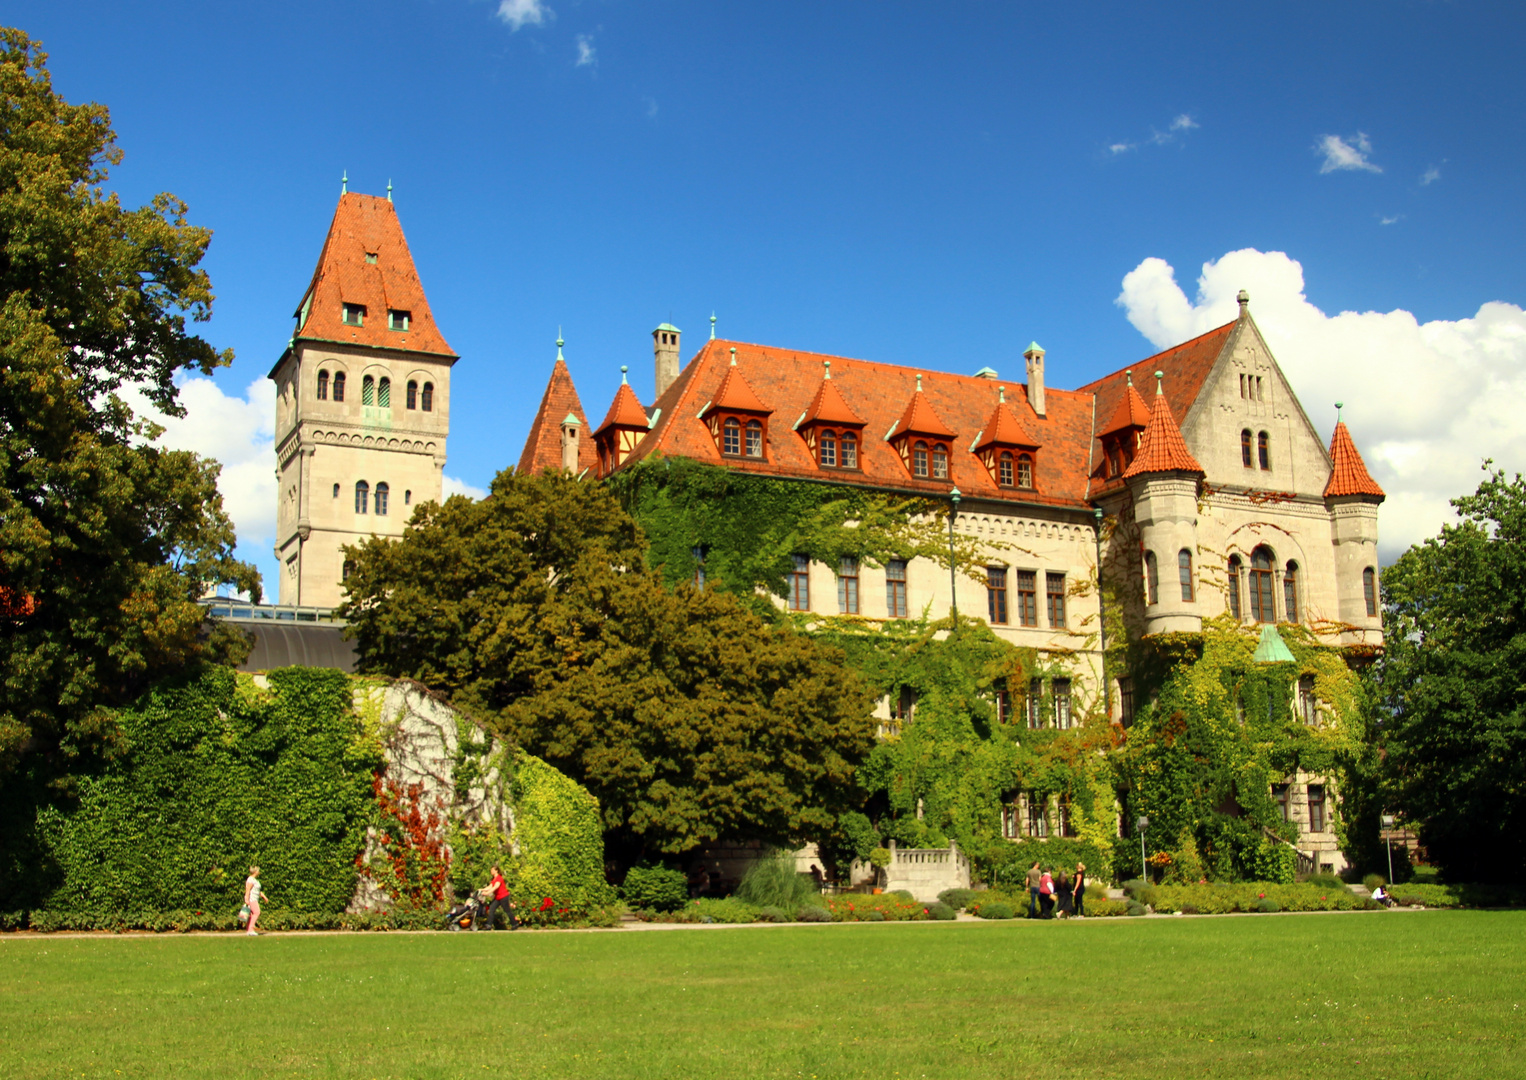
[1017,453,1034,489]
[820,430,837,467]
[931,444,949,480]
[1145,551,1159,606]
[374,482,389,516]
[1178,549,1194,602]
[342,560,354,582]
[1283,561,1299,622]
[1241,429,1253,468]
[913,440,929,478]
[1363,567,1378,617]
[745,419,763,458]
[362,375,375,406]
[317,371,329,400]
[421,382,433,411]
[840,432,857,468]
[333,372,346,402]
[332,483,340,499]
[722,417,741,455]
[1227,556,1243,619]
[999,451,1014,487]
[1258,431,1271,470]
[354,480,369,514]
[406,380,418,410]
[1250,546,1275,623]
[378,377,391,408]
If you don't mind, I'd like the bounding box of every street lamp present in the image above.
[948,487,961,622]
[1137,815,1149,882]
[1381,813,1395,885]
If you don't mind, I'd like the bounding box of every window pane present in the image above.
[723,418,740,455]
[354,481,368,514]
[1015,570,1037,626]
[378,378,390,408]
[820,432,836,467]
[838,557,859,614]
[986,567,1008,624]
[913,442,928,477]
[421,383,433,411]
[1053,678,1072,729]
[1241,429,1253,468]
[1145,552,1159,605]
[374,482,389,516]
[317,371,329,400]
[886,559,908,619]
[406,381,417,409]
[1258,431,1271,470]
[1363,567,1377,617]
[1228,558,1242,619]
[1284,563,1299,622]
[362,375,375,406]
[999,452,1013,486]
[932,445,948,479]
[841,433,857,468]
[333,373,345,401]
[1017,455,1033,489]
[1046,573,1066,628]
[746,420,763,457]
[1178,549,1193,602]
[1027,678,1043,729]
[789,554,810,611]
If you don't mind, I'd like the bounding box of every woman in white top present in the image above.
[243,866,267,935]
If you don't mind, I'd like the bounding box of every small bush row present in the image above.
[6,903,621,934]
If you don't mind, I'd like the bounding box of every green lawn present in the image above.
[2,912,1522,1079]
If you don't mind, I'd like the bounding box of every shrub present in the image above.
[621,864,689,913]
[1410,865,1442,885]
[755,905,789,923]
[821,893,928,922]
[865,909,886,921]
[926,901,956,921]
[1256,898,1280,913]
[938,888,978,910]
[1363,873,1387,891]
[1122,879,1159,907]
[974,901,1014,920]
[890,890,915,901]
[797,905,832,923]
[735,850,817,910]
[1304,872,1345,889]
[1126,901,1147,916]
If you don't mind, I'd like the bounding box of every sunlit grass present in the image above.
[2,911,1522,1079]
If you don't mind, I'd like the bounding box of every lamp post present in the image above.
[1137,815,1149,882]
[1381,813,1395,885]
[948,487,961,622]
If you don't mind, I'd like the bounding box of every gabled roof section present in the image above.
[801,367,866,427]
[289,193,455,361]
[1122,378,1204,478]
[1324,421,1385,499]
[517,358,598,475]
[1100,375,1151,436]
[594,379,650,438]
[973,389,1040,452]
[701,357,772,417]
[892,377,956,440]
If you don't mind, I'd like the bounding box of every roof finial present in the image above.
[556,327,565,362]
[1125,369,1133,386]
[729,346,737,367]
[823,359,831,380]
[341,170,348,195]
[1154,370,1164,395]
[998,385,1005,404]
[916,374,923,393]
[709,312,716,340]
[1237,289,1250,315]
[620,365,629,385]
[386,179,393,203]
[1335,401,1344,422]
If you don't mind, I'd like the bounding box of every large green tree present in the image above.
[341,469,877,868]
[1377,466,1526,883]
[0,31,258,781]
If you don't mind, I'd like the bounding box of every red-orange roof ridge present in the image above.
[893,377,956,440]
[1324,421,1385,499]
[801,366,867,427]
[704,357,772,415]
[1122,381,1204,478]
[974,390,1040,451]
[594,379,649,437]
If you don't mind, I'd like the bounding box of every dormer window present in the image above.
[932,445,949,479]
[821,431,837,467]
[913,441,929,478]
[745,420,763,458]
[723,417,741,455]
[388,309,410,331]
[343,303,366,327]
[364,252,378,265]
[1017,453,1033,489]
[999,451,1013,487]
[700,355,772,462]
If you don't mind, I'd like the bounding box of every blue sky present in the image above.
[11,0,1526,595]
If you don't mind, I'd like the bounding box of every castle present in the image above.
[275,192,1386,872]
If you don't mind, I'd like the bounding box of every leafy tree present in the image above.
[1377,466,1526,883]
[0,31,258,781]
[341,469,877,867]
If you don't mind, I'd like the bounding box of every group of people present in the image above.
[239,863,522,934]
[1025,860,1087,919]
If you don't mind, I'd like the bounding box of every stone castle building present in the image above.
[269,192,456,607]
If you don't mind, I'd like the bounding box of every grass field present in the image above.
[2,911,1522,1079]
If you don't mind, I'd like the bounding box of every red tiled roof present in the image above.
[1100,376,1151,436]
[288,193,455,361]
[702,361,772,416]
[517,358,599,475]
[1122,381,1204,478]
[594,380,650,438]
[617,340,1099,508]
[801,372,866,427]
[973,391,1041,453]
[1324,421,1385,499]
[893,380,957,440]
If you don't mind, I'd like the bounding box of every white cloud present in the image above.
[1109,142,1134,155]
[1170,114,1198,131]
[1317,132,1381,174]
[443,475,488,501]
[496,0,550,30]
[1116,248,1526,561]
[642,95,658,119]
[1379,214,1403,226]
[1420,164,1441,186]
[1109,113,1197,156]
[575,33,596,67]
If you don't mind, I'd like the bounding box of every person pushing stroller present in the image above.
[475,864,520,931]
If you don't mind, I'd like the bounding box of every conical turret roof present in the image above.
[594,379,650,437]
[1101,375,1151,436]
[1324,421,1385,499]
[518,357,597,475]
[1122,376,1204,478]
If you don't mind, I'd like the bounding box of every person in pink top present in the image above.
[1038,868,1056,919]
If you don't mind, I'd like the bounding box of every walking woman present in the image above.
[243,865,267,936]
[1056,869,1074,918]
[1038,867,1056,918]
[478,865,519,931]
[1073,863,1088,918]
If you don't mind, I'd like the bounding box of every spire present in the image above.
[341,170,348,195]
[386,178,393,203]
[517,351,596,475]
[621,364,629,385]
[556,329,564,362]
[1324,414,1385,499]
[1121,373,1204,478]
[730,346,737,367]
[283,191,456,364]
[709,312,716,340]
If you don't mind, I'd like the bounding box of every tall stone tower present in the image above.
[269,192,457,608]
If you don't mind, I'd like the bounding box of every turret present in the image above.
[1323,406,1385,644]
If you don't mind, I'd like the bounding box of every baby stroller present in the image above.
[445,889,489,932]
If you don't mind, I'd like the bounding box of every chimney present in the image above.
[559,412,581,473]
[972,366,999,380]
[653,322,681,398]
[1023,342,1046,418]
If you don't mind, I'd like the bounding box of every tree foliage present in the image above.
[1377,466,1526,883]
[0,30,258,781]
[341,468,878,867]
